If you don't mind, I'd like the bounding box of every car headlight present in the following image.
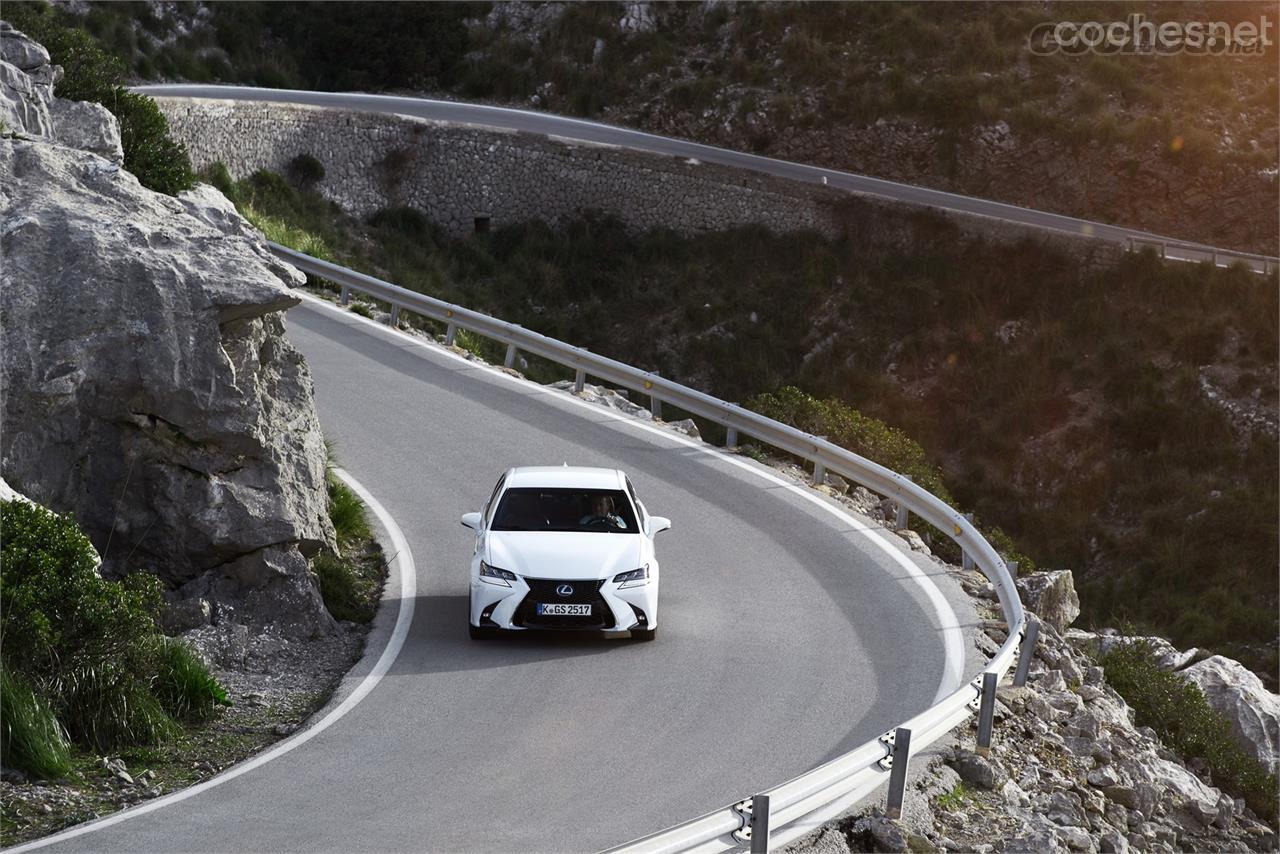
[479,561,517,586]
[613,564,649,588]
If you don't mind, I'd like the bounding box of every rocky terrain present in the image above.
[0,21,335,638]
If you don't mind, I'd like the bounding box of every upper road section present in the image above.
[137,84,1277,272]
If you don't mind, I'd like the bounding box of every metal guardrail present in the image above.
[1124,236,1277,275]
[269,242,1036,853]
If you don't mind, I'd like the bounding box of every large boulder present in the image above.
[1,118,336,637]
[1016,569,1081,632]
[1180,655,1280,775]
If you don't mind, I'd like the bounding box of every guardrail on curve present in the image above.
[269,242,1036,854]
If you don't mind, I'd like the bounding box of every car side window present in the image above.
[484,474,507,524]
[625,477,646,524]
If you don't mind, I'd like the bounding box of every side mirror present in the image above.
[460,512,482,531]
[647,516,671,536]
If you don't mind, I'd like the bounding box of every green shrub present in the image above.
[110,88,196,195]
[1101,638,1278,820]
[370,206,432,238]
[199,161,237,200]
[287,152,326,188]
[747,386,954,503]
[151,638,229,722]
[0,666,71,779]
[0,500,226,752]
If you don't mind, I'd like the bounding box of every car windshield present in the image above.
[491,487,638,533]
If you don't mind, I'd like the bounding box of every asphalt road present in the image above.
[28,298,978,853]
[136,84,1275,270]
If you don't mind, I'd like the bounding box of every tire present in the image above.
[469,623,497,640]
[631,627,657,642]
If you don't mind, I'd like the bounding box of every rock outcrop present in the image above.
[1015,569,1081,633]
[1182,656,1280,777]
[0,24,336,638]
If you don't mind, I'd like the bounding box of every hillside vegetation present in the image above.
[20,0,1279,254]
[210,165,1278,675]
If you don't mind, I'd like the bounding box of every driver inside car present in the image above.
[579,495,627,530]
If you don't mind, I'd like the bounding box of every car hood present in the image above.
[485,531,643,581]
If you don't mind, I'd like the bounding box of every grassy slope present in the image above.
[219,168,1278,674]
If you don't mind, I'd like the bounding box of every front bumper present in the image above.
[470,574,658,632]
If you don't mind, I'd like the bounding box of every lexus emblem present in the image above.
[555,584,574,597]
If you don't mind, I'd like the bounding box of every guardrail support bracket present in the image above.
[812,460,825,486]
[725,426,738,448]
[389,305,400,327]
[504,344,518,370]
[894,475,912,529]
[732,794,771,851]
[574,369,586,394]
[1013,619,1041,687]
[976,671,998,755]
[650,395,662,419]
[445,322,457,347]
[339,285,351,305]
[885,727,912,820]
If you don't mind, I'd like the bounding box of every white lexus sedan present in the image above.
[461,466,670,641]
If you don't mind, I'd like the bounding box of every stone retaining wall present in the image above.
[156,98,847,238]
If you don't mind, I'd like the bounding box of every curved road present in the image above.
[137,84,1276,269]
[26,296,977,853]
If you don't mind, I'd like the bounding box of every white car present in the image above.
[461,466,670,641]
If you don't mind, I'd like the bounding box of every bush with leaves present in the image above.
[0,500,227,768]
[1101,637,1278,821]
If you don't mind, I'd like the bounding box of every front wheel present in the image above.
[631,627,657,642]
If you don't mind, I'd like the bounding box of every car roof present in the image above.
[504,466,626,490]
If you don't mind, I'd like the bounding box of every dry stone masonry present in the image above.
[156,98,846,238]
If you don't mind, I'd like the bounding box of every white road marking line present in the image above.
[297,291,967,701]
[9,467,416,852]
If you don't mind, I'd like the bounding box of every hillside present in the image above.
[208,167,1279,677]
[22,0,1280,255]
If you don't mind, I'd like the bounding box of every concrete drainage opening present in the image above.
[474,215,491,234]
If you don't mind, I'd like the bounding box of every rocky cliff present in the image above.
[0,23,335,638]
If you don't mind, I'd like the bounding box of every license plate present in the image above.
[537,603,591,616]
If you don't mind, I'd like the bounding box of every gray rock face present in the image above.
[0,40,53,139]
[49,97,122,164]
[0,21,49,71]
[1180,655,1280,775]
[1016,570,1081,632]
[1,132,336,637]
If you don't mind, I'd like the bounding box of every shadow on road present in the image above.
[387,594,634,676]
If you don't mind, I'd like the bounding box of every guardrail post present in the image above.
[961,512,976,572]
[504,344,518,370]
[1160,241,1167,259]
[389,305,400,327]
[885,727,912,820]
[1212,248,1219,267]
[751,794,771,854]
[445,323,457,346]
[339,285,351,305]
[812,460,825,486]
[894,475,911,529]
[650,395,662,419]
[573,369,586,393]
[976,671,998,755]
[1126,236,1133,253]
[1013,619,1041,687]
[725,426,739,448]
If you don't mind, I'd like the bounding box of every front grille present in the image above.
[514,578,614,629]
